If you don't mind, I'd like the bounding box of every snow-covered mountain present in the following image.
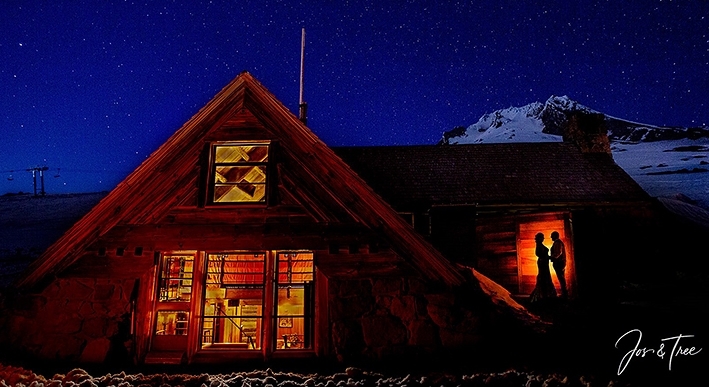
[440,96,709,209]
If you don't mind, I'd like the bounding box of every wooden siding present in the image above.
[162,206,313,225]
[475,212,574,296]
[315,250,414,279]
[476,218,518,292]
[63,252,155,279]
[135,267,158,363]
[90,222,383,251]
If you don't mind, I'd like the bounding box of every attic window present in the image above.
[210,143,269,204]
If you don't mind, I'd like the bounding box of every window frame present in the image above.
[207,142,271,205]
[201,252,267,350]
[157,254,194,302]
[273,251,315,351]
[196,250,315,355]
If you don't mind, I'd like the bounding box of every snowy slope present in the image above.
[611,139,709,207]
[0,192,106,287]
[441,96,709,209]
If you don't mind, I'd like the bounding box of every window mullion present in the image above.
[263,251,276,356]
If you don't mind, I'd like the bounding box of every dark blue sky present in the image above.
[1,1,707,194]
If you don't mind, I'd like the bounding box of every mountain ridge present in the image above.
[440,95,709,145]
[439,96,709,210]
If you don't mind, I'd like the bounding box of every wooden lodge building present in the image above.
[0,72,656,367]
[333,119,657,299]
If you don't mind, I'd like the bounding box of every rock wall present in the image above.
[0,278,135,364]
[327,275,530,365]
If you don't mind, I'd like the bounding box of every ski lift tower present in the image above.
[27,166,49,196]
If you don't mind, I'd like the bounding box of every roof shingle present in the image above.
[333,142,650,209]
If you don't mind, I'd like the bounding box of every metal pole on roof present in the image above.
[298,27,308,125]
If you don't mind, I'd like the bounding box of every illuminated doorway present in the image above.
[517,217,574,296]
[151,252,195,353]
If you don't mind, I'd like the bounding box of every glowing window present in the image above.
[158,254,194,302]
[199,251,315,352]
[211,144,269,203]
[155,311,189,336]
[275,252,314,350]
[202,253,266,350]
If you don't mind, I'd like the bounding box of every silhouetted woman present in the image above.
[530,232,557,303]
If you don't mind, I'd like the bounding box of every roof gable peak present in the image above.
[16,72,466,289]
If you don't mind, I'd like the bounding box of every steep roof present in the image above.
[334,142,651,209]
[15,72,466,289]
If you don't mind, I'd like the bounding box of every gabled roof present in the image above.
[15,72,466,289]
[334,143,651,209]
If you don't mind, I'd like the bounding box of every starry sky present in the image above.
[1,0,707,195]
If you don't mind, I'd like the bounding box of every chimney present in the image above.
[562,111,611,154]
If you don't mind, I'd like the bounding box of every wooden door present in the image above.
[150,253,195,352]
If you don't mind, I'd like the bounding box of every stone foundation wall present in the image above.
[0,278,135,363]
[0,273,538,366]
[328,276,502,363]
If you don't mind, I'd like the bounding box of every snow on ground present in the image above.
[610,138,709,209]
[0,192,105,252]
[0,192,105,287]
[0,363,630,387]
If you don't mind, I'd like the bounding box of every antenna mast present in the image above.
[298,27,308,125]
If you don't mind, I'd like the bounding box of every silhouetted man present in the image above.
[550,231,568,298]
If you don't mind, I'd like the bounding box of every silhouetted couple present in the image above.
[529,231,567,303]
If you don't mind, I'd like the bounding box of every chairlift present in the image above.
[54,168,61,178]
[7,174,13,181]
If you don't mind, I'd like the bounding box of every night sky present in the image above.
[1,1,707,195]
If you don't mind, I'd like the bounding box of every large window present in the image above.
[211,143,269,203]
[202,253,266,349]
[199,251,314,352]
